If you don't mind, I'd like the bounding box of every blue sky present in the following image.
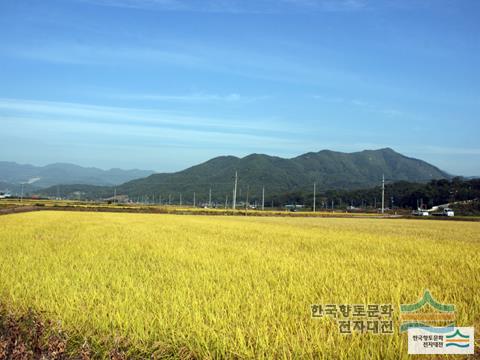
[1,0,479,175]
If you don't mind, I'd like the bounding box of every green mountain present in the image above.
[36,148,450,202]
[118,148,450,202]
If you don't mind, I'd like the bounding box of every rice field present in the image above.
[0,211,479,359]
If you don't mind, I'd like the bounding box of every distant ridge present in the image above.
[0,161,155,188]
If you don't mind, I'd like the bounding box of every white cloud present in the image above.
[0,97,291,135]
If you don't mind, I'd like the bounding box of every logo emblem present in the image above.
[400,290,455,332]
[408,327,474,354]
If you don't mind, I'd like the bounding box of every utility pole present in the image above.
[313,182,316,212]
[262,186,265,211]
[246,185,249,209]
[209,188,212,208]
[193,192,196,207]
[179,193,182,206]
[233,171,237,210]
[381,174,385,214]
[225,195,228,209]
[20,183,24,202]
[113,187,117,204]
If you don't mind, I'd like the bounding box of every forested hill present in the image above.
[115,148,449,199]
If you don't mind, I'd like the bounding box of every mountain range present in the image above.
[32,148,451,201]
[0,161,154,189]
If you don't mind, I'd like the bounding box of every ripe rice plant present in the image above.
[0,211,479,359]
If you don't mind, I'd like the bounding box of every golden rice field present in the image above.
[0,211,479,359]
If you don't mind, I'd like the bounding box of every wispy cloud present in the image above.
[0,97,328,171]
[108,92,269,103]
[5,43,201,66]
[312,94,406,119]
[76,0,369,13]
[0,97,291,136]
[280,0,368,11]
[2,40,364,90]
